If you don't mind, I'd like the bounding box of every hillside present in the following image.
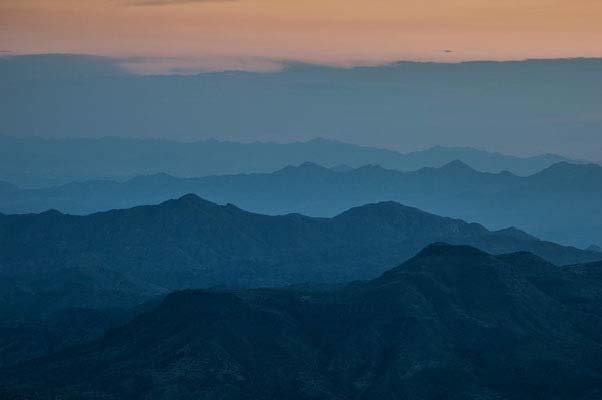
[3,244,602,399]
[0,195,599,321]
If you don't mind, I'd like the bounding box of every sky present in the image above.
[1,0,602,73]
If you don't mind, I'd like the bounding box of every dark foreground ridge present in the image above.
[2,244,602,399]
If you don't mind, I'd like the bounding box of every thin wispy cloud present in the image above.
[117,55,285,74]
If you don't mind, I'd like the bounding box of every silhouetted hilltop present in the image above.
[524,161,602,191]
[492,227,539,241]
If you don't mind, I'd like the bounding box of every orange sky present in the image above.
[1,0,602,72]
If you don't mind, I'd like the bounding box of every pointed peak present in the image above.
[545,161,575,169]
[535,161,600,176]
[335,201,422,219]
[493,227,539,242]
[353,164,389,173]
[178,193,203,202]
[377,243,497,283]
[39,208,64,217]
[439,159,477,173]
[414,242,488,259]
[299,161,326,169]
[163,193,219,210]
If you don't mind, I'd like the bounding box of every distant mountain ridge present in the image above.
[3,243,602,399]
[2,160,601,247]
[0,135,588,187]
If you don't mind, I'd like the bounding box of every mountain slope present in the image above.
[0,195,599,321]
[3,244,602,399]
[3,160,601,247]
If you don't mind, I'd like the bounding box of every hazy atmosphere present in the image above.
[2,55,602,160]
[2,1,602,399]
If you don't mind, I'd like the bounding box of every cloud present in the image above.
[117,55,285,74]
[126,0,234,5]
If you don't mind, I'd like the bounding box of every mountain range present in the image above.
[4,54,602,400]
[0,135,587,188]
[3,160,601,247]
[2,243,602,399]
[1,194,599,322]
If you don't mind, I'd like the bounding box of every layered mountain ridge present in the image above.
[2,160,601,247]
[0,135,590,188]
[0,194,599,321]
[2,243,602,400]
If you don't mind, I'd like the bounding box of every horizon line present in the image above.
[3,52,602,75]
[0,133,594,163]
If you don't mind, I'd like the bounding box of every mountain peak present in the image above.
[378,243,498,283]
[353,164,389,173]
[164,193,220,210]
[177,193,204,202]
[39,208,64,217]
[414,242,488,259]
[535,161,601,176]
[438,159,477,174]
[299,161,326,169]
[493,227,539,242]
[335,200,422,219]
